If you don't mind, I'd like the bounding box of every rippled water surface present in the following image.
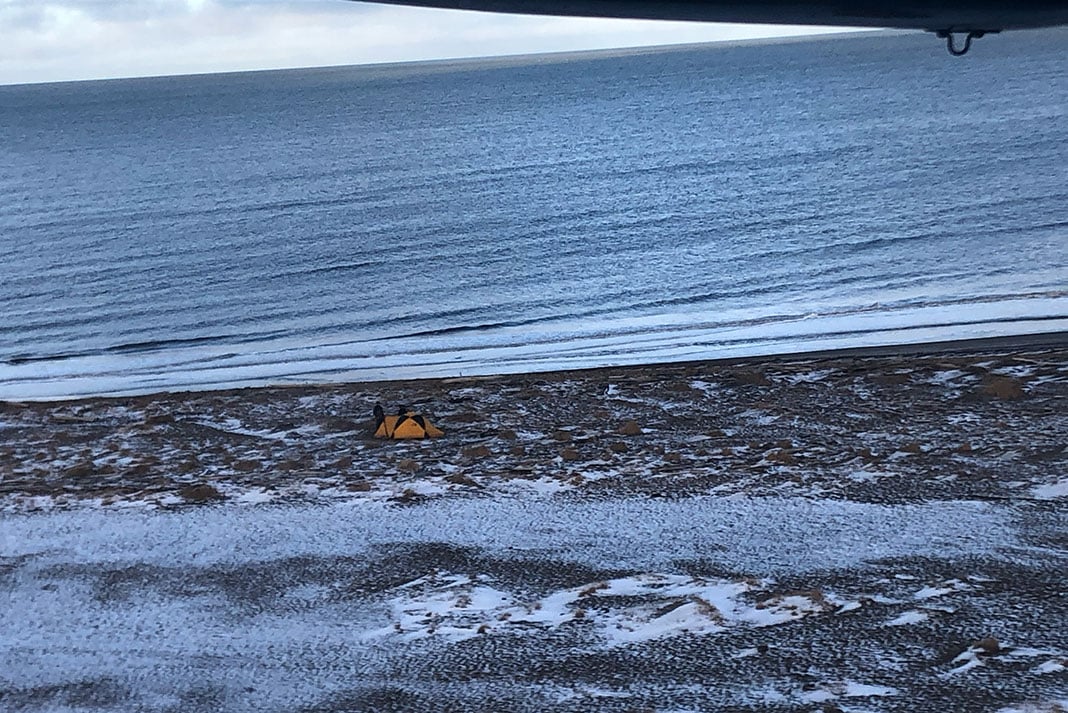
[1,30,1066,398]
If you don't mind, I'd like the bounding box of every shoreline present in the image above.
[6,329,1066,407]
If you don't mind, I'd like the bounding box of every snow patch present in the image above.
[782,368,838,384]
[913,579,970,599]
[843,681,898,697]
[1032,478,1068,499]
[688,380,720,395]
[366,572,850,648]
[233,488,277,505]
[945,648,985,676]
[848,469,880,483]
[799,680,898,703]
[927,369,972,385]
[885,610,928,626]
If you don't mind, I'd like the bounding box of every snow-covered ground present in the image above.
[2,347,1065,711]
[2,494,1065,712]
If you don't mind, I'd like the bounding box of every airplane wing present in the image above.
[348,0,1068,33]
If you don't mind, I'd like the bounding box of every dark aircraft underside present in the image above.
[350,0,1068,33]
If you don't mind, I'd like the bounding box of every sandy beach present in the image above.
[2,336,1066,712]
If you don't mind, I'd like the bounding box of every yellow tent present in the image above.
[373,405,444,439]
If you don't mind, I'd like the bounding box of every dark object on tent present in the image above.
[373,404,444,439]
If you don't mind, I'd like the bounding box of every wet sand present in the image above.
[1,335,1066,712]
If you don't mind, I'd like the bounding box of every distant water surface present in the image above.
[1,31,1066,399]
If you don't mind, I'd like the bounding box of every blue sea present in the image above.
[1,30,1066,400]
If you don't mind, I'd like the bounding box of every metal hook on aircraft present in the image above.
[935,29,995,56]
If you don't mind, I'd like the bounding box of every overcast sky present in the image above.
[0,0,859,85]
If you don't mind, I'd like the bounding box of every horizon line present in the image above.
[1,27,889,89]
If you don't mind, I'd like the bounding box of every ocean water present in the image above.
[1,30,1066,400]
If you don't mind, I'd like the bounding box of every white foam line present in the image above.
[2,296,1066,400]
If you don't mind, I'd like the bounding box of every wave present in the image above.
[2,293,1064,400]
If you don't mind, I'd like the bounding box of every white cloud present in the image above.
[0,0,854,85]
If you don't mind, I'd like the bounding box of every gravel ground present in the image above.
[1,346,1066,508]
[1,345,1066,712]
